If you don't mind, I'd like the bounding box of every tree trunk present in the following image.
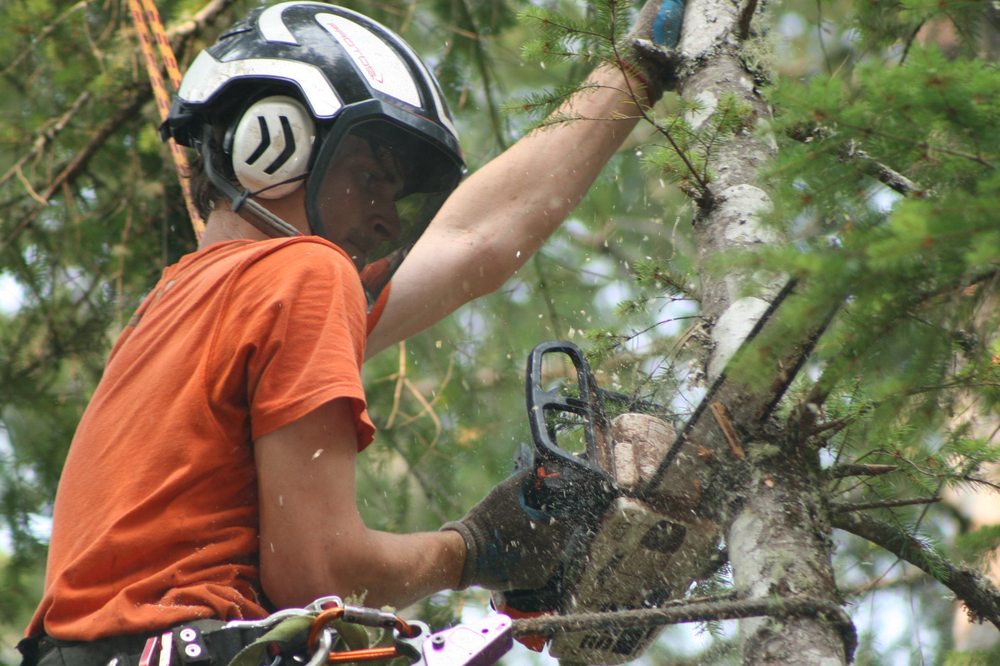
[679,0,784,383]
[672,2,849,663]
[724,440,846,664]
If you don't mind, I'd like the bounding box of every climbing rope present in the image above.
[126,0,205,237]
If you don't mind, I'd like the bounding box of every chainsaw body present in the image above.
[496,341,721,664]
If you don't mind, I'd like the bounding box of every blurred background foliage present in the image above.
[1,1,998,664]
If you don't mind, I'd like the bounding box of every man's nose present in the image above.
[369,198,401,241]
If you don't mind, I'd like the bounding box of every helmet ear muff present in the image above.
[229,95,316,199]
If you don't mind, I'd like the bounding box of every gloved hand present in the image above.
[622,0,687,101]
[441,469,579,591]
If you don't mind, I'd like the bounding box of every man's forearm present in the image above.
[262,527,465,611]
[351,528,467,609]
[441,63,646,283]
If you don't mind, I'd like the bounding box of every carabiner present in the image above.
[303,627,333,666]
[224,607,315,630]
[306,596,345,612]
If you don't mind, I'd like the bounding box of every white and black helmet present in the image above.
[162,1,465,305]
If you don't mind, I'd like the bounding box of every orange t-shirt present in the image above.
[27,237,387,641]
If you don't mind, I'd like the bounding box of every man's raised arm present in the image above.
[367,1,685,356]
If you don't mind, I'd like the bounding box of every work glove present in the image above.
[621,0,687,101]
[441,468,580,591]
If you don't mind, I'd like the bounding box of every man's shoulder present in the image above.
[191,236,357,280]
[246,237,359,283]
[165,237,366,317]
[228,236,351,263]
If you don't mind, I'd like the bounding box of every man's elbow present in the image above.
[259,549,345,609]
[259,541,383,609]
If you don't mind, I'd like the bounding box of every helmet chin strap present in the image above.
[201,128,303,239]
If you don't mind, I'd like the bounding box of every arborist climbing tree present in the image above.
[15,2,686,666]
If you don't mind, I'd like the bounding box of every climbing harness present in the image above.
[219,597,511,666]
[126,0,204,237]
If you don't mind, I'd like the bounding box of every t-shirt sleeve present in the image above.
[218,240,376,447]
[366,280,391,335]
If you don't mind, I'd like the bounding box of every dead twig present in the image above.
[710,401,746,460]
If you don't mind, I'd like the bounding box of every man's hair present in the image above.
[185,151,221,219]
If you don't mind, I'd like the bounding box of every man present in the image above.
[20,1,685,664]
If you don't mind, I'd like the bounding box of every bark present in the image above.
[726,441,847,664]
[677,0,785,383]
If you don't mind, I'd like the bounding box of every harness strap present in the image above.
[20,622,269,666]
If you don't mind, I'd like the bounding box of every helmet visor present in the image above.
[306,118,463,307]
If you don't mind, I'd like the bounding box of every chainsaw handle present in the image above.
[499,341,621,640]
[525,341,615,483]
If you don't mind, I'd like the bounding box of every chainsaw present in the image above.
[494,340,722,664]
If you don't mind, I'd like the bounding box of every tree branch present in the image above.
[2,0,237,245]
[832,496,941,512]
[165,0,239,45]
[511,595,857,661]
[826,464,899,479]
[0,91,91,192]
[842,139,933,198]
[452,0,508,150]
[788,127,933,198]
[1,0,94,81]
[1,84,148,252]
[832,510,1000,630]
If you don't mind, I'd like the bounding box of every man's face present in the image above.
[315,134,405,268]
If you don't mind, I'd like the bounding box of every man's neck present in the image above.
[198,208,275,250]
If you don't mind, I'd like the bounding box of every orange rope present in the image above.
[325,646,400,663]
[127,0,205,237]
[139,0,184,90]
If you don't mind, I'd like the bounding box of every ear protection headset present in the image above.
[226,95,316,199]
